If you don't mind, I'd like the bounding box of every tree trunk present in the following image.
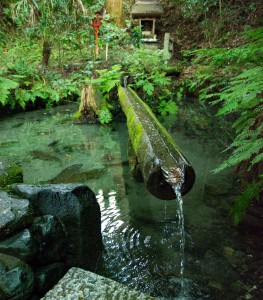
[105,0,123,27]
[75,81,102,123]
[42,40,52,67]
[118,86,195,200]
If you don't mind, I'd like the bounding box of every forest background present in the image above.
[0,0,262,224]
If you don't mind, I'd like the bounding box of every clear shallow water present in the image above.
[0,104,243,299]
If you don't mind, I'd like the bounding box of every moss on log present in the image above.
[118,86,195,200]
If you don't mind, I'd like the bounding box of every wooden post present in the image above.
[118,86,195,200]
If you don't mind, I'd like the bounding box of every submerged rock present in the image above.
[12,183,103,270]
[0,253,34,300]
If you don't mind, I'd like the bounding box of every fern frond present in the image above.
[0,77,19,106]
[251,153,263,165]
[231,180,261,225]
[232,110,260,134]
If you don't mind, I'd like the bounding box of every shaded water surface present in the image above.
[0,104,246,299]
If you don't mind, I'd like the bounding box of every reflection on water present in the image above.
[0,104,243,299]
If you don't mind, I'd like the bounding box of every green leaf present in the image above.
[143,82,154,96]
[158,100,178,116]
[0,77,19,106]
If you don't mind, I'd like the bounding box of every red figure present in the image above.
[92,14,102,55]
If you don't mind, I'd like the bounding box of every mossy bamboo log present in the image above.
[118,86,195,200]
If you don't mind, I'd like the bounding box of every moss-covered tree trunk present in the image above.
[118,86,195,200]
[105,0,123,27]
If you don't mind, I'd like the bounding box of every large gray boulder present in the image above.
[0,191,33,239]
[0,253,34,300]
[12,184,103,270]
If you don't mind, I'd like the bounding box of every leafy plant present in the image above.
[81,64,123,124]
[10,0,91,67]
[182,27,263,223]
[158,100,178,116]
[122,49,176,113]
[231,178,262,225]
[131,25,143,48]
[0,77,19,106]
[93,64,124,100]
[98,106,113,124]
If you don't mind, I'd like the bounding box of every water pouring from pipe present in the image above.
[118,85,194,298]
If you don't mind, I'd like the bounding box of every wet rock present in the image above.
[222,246,246,266]
[0,162,23,188]
[0,191,33,239]
[0,253,34,300]
[31,215,67,265]
[201,255,240,285]
[12,183,103,270]
[34,263,67,297]
[0,229,37,262]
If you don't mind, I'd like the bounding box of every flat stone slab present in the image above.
[41,267,156,300]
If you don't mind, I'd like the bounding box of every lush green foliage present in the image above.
[166,0,260,48]
[122,48,177,115]
[84,49,178,123]
[0,0,105,110]
[0,39,81,109]
[9,0,104,67]
[89,65,124,124]
[130,25,143,48]
[182,27,263,223]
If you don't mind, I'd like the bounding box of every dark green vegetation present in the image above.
[0,0,262,223]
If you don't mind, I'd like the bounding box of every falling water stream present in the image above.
[174,185,187,298]
[0,103,247,299]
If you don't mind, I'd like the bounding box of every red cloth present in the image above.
[92,14,102,29]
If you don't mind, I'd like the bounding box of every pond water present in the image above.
[0,103,245,299]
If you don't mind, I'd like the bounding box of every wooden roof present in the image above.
[131,0,164,18]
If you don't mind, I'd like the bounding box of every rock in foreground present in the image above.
[41,267,156,300]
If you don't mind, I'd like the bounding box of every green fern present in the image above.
[158,100,178,116]
[231,179,262,225]
[183,27,263,223]
[0,77,19,106]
